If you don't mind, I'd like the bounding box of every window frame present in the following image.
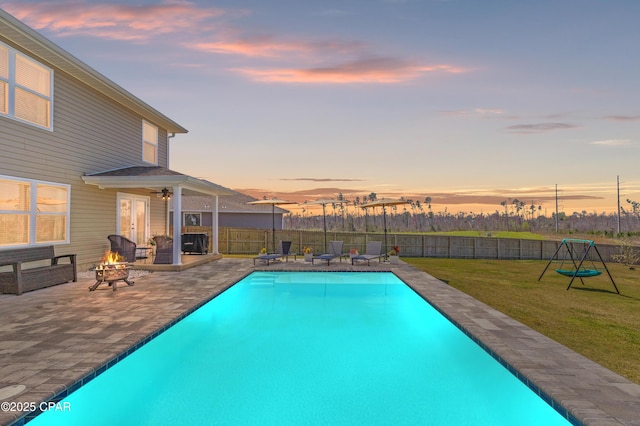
[0,175,70,248]
[0,41,54,131]
[142,120,159,165]
[183,213,202,226]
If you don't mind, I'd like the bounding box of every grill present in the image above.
[89,262,134,292]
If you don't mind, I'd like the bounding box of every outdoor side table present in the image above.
[136,246,152,263]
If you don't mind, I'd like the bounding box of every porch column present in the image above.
[172,186,182,265]
[212,195,219,254]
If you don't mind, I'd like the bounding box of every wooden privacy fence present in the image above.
[218,227,623,262]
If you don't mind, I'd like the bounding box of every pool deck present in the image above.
[0,258,639,425]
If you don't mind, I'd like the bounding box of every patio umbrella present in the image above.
[360,198,408,260]
[300,198,343,253]
[248,198,296,253]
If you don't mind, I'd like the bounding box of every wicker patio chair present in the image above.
[153,235,174,264]
[107,234,137,263]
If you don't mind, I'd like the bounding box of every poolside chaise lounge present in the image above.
[351,241,383,265]
[312,241,344,265]
[254,241,293,266]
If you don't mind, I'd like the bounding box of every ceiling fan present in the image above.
[150,187,173,200]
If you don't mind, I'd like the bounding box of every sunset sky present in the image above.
[3,0,640,215]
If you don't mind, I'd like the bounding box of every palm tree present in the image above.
[425,196,435,231]
[500,200,509,230]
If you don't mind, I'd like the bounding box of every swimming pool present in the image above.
[29,271,570,425]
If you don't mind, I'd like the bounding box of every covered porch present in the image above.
[82,166,233,268]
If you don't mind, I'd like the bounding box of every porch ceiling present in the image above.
[82,166,234,197]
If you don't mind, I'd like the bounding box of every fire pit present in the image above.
[89,252,135,292]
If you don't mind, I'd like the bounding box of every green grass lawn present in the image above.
[428,230,548,240]
[404,257,640,384]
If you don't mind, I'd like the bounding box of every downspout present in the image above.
[167,132,175,169]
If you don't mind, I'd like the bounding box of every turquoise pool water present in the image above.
[30,272,570,425]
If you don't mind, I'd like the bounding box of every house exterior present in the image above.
[0,9,232,270]
[172,192,290,229]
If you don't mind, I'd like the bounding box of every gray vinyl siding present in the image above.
[220,213,284,230]
[149,197,168,238]
[0,51,171,270]
[169,212,284,230]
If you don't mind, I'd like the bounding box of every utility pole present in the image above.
[555,184,559,233]
[617,175,621,234]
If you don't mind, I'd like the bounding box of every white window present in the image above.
[0,176,70,247]
[0,41,53,130]
[142,120,158,164]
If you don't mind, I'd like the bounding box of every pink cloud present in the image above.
[233,58,467,84]
[440,108,505,117]
[590,139,632,146]
[604,115,640,122]
[192,38,311,58]
[190,36,366,58]
[2,2,469,85]
[506,122,578,134]
[238,187,603,208]
[2,1,225,41]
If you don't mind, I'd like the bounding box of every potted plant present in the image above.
[303,247,313,262]
[146,236,156,257]
[259,247,267,255]
[349,248,359,259]
[389,246,400,264]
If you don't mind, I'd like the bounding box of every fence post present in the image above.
[540,240,543,260]
[519,239,522,259]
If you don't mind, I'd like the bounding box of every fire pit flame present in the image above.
[90,251,134,291]
[97,251,127,269]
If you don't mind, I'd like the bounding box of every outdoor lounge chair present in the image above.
[279,240,297,262]
[351,241,383,265]
[153,235,174,264]
[312,241,344,265]
[253,241,293,266]
[107,234,136,263]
